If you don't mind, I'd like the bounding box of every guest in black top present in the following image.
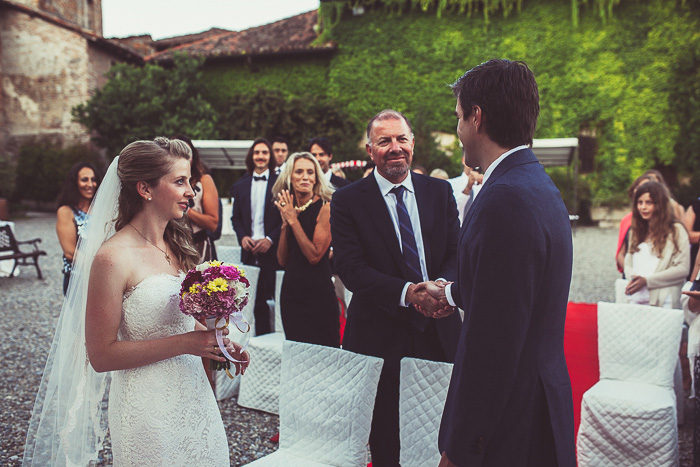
[272,152,339,347]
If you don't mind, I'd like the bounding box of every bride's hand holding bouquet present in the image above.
[180,260,252,378]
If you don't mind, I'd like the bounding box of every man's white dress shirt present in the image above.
[373,170,429,307]
[250,169,269,240]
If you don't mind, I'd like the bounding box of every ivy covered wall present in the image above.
[323,0,699,204]
[196,0,699,205]
[199,55,332,102]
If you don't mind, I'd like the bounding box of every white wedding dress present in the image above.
[108,273,230,466]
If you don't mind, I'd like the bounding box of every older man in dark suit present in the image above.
[429,59,576,466]
[229,138,281,336]
[331,109,461,467]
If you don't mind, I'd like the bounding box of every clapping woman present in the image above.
[273,152,339,347]
[56,162,101,294]
[624,180,690,308]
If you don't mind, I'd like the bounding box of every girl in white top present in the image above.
[624,180,690,308]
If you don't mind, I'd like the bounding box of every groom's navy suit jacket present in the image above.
[331,172,461,360]
[439,148,576,466]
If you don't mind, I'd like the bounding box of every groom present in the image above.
[431,60,576,466]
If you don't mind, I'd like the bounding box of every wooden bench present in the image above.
[0,224,47,279]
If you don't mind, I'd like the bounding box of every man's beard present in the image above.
[384,163,408,179]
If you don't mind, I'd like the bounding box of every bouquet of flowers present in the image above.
[179,260,251,377]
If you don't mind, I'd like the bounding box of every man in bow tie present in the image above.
[331,109,461,466]
[229,138,281,335]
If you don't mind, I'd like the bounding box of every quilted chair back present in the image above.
[273,270,285,334]
[597,302,683,387]
[399,358,453,467]
[214,263,260,402]
[230,263,259,337]
[278,341,383,466]
[217,245,242,263]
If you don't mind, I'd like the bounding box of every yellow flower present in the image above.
[188,284,201,294]
[209,260,222,267]
[205,277,229,295]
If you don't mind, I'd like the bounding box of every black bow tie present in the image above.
[253,175,267,181]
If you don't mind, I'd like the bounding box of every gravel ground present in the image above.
[0,214,694,465]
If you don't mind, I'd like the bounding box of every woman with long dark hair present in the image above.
[56,162,102,294]
[624,180,690,308]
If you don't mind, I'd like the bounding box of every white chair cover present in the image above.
[577,302,684,466]
[215,263,259,401]
[217,245,242,264]
[235,269,286,409]
[237,332,285,414]
[399,358,453,467]
[246,341,383,466]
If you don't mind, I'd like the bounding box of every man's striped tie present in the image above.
[390,185,422,283]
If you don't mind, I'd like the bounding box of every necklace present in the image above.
[295,198,314,212]
[129,224,172,265]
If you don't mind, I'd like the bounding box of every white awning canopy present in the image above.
[532,138,578,167]
[192,140,255,170]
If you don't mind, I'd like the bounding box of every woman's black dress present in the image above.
[280,199,340,347]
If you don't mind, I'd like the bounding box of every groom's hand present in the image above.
[407,282,441,316]
[421,281,455,319]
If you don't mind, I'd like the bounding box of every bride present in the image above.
[23,138,249,466]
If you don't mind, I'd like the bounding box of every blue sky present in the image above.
[102,0,320,40]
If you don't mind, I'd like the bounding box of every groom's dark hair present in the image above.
[452,59,539,148]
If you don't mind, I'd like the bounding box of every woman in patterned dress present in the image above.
[56,162,101,294]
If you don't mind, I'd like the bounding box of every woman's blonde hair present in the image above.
[272,152,335,203]
[115,137,200,271]
[629,180,682,257]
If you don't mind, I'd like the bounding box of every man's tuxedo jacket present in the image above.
[229,172,281,264]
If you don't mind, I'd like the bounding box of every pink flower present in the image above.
[179,262,250,319]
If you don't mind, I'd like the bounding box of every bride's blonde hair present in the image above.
[115,137,199,271]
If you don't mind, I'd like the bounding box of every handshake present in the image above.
[407,280,456,319]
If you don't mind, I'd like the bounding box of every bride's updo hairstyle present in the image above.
[115,137,199,270]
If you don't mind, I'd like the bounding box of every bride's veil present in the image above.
[23,156,121,466]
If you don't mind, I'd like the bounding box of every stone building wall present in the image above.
[0,7,92,152]
[87,43,116,91]
[10,0,101,34]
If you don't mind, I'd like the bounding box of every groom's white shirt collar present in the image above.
[479,145,529,194]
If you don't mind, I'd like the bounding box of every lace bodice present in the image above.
[120,273,191,340]
[109,273,229,466]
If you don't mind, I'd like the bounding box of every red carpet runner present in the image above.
[564,302,600,436]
